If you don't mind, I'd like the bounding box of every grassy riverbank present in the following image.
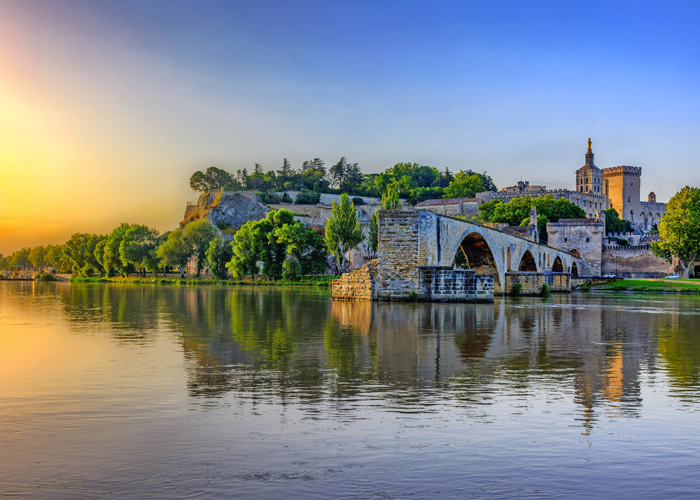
[70,275,340,287]
[591,278,700,293]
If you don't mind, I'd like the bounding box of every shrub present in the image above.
[38,272,58,282]
[352,197,365,206]
[407,291,418,301]
[281,192,293,203]
[295,189,321,205]
[511,282,523,295]
[581,280,591,292]
[540,283,551,297]
[614,237,630,246]
[257,191,281,204]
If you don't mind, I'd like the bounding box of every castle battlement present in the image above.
[601,165,642,177]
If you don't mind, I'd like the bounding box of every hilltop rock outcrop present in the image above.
[181,191,269,230]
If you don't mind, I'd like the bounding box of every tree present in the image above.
[325,193,365,272]
[651,186,700,278]
[228,222,258,279]
[102,224,134,277]
[295,189,321,204]
[28,246,46,269]
[157,229,192,278]
[381,185,401,210]
[604,208,633,234]
[190,166,237,192]
[0,253,7,271]
[120,225,159,277]
[368,210,379,252]
[44,245,64,270]
[274,223,328,275]
[206,237,233,279]
[443,172,486,199]
[253,210,297,279]
[182,219,217,277]
[329,157,349,190]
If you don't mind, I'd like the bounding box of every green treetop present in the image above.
[651,186,700,278]
[325,193,365,272]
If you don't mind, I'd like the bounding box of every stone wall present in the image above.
[547,220,604,276]
[417,266,494,302]
[505,272,571,294]
[332,260,378,300]
[376,210,422,300]
[601,247,675,278]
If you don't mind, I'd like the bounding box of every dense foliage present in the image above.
[479,194,587,243]
[604,208,634,233]
[228,209,328,280]
[651,186,700,278]
[188,158,496,204]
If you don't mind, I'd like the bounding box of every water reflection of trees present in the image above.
[47,283,700,419]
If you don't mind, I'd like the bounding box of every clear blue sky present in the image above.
[1,0,699,251]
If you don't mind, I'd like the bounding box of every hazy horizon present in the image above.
[2,0,699,254]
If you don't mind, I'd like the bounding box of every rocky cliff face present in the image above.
[181,191,269,230]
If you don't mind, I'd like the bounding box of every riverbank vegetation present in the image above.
[4,199,365,286]
[69,275,339,287]
[592,278,700,292]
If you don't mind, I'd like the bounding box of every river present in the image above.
[1,282,699,499]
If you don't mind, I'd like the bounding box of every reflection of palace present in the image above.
[46,284,700,428]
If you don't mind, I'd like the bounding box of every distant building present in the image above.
[473,139,665,229]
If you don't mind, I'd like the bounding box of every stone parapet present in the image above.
[602,166,642,177]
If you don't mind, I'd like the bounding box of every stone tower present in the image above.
[575,139,604,195]
[602,165,642,224]
[528,206,539,242]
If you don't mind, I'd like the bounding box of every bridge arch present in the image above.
[518,250,538,272]
[453,231,502,293]
[552,256,564,273]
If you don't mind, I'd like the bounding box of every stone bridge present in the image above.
[374,210,583,299]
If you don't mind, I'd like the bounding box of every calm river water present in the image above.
[1,282,700,499]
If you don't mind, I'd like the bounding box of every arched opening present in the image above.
[518,250,537,272]
[570,249,581,259]
[552,256,564,273]
[571,262,579,277]
[455,232,502,293]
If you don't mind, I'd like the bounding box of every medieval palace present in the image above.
[473,139,666,229]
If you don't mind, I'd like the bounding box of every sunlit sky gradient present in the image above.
[1,0,699,254]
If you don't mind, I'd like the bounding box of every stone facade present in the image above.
[601,246,675,278]
[546,219,604,277]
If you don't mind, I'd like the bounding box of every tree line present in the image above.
[0,194,370,280]
[190,160,498,205]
